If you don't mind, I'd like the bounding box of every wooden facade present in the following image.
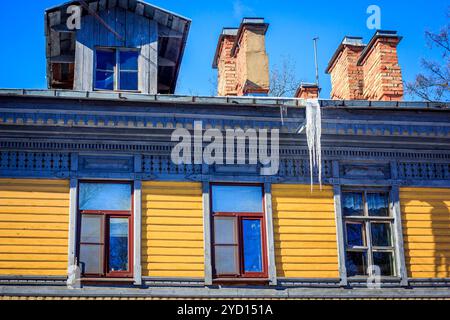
[0,89,448,298]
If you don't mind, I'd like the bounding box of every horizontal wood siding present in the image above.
[0,179,69,276]
[400,187,450,278]
[272,184,339,278]
[142,182,204,278]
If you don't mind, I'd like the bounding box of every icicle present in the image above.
[305,99,322,191]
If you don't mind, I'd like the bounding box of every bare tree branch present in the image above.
[269,55,302,97]
[406,9,450,102]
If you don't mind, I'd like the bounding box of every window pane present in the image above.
[96,49,115,71]
[119,72,138,91]
[346,222,365,247]
[95,71,114,90]
[80,244,104,274]
[346,251,368,277]
[214,246,238,275]
[212,185,263,213]
[119,51,138,70]
[367,193,389,216]
[214,217,236,244]
[81,215,103,243]
[371,223,392,247]
[242,219,263,273]
[79,183,131,211]
[373,251,395,276]
[342,192,364,216]
[109,218,129,272]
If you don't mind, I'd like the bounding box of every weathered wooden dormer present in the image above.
[45,0,190,94]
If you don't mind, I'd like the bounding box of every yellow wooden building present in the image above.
[0,0,449,299]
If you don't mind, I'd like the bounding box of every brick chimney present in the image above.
[357,30,404,101]
[213,18,270,96]
[295,83,320,99]
[213,28,239,96]
[325,36,366,100]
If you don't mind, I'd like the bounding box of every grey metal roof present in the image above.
[0,88,448,110]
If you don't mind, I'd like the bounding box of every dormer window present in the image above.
[95,48,139,92]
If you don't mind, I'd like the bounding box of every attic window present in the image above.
[95,48,139,91]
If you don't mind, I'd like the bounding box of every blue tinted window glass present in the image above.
[119,72,138,91]
[212,185,263,213]
[367,193,389,216]
[342,192,364,216]
[119,51,138,70]
[96,50,115,71]
[79,183,131,211]
[95,71,114,90]
[346,223,365,247]
[109,218,129,272]
[242,219,263,273]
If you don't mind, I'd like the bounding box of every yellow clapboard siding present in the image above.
[272,184,339,278]
[0,269,67,276]
[400,187,450,278]
[146,225,204,232]
[143,231,204,241]
[0,245,68,254]
[0,206,68,214]
[141,270,204,278]
[0,179,69,276]
[274,234,337,242]
[141,181,204,278]
[0,214,69,223]
[0,238,68,246]
[0,253,67,262]
[275,256,338,263]
[280,271,339,278]
[142,240,203,249]
[146,256,204,263]
[143,247,204,256]
[0,198,69,207]
[275,264,339,271]
[142,209,202,218]
[275,241,338,249]
[0,222,68,231]
[274,219,336,227]
[273,212,335,219]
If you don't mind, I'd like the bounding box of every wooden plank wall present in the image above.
[0,179,70,276]
[74,7,158,93]
[141,181,204,278]
[400,187,450,278]
[272,184,339,278]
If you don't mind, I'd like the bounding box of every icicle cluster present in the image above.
[305,99,322,191]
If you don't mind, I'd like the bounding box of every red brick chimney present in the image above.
[213,18,270,96]
[213,28,239,96]
[357,31,404,101]
[325,36,366,100]
[295,83,320,99]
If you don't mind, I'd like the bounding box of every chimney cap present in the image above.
[231,17,269,56]
[212,27,239,68]
[357,30,403,66]
[295,83,321,98]
[325,36,366,74]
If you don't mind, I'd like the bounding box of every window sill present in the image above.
[81,278,135,284]
[212,278,269,286]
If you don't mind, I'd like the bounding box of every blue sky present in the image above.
[0,0,448,100]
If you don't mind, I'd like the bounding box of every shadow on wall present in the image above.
[401,188,450,279]
[430,200,450,277]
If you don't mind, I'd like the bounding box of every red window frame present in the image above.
[210,183,268,280]
[77,181,134,279]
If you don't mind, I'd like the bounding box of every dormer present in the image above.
[45,0,190,94]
